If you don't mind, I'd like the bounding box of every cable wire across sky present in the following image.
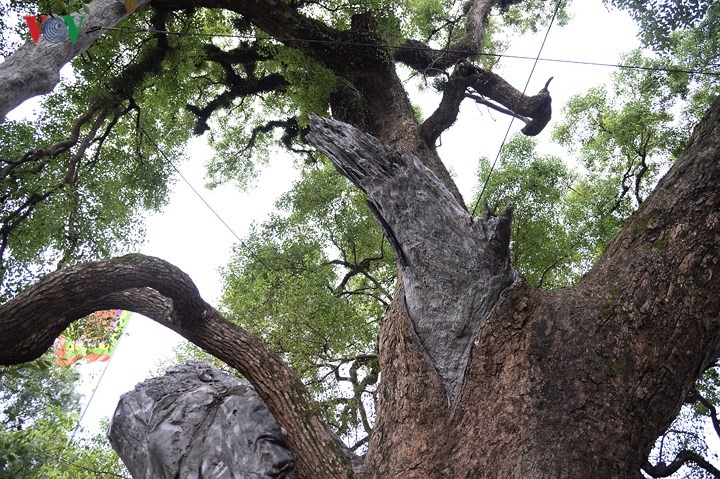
[137,125,276,273]
[471,0,564,217]
[93,25,720,78]
[95,3,717,256]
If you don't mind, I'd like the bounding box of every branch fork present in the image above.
[421,60,554,144]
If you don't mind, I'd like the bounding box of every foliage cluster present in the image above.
[0,356,129,478]
[219,159,393,446]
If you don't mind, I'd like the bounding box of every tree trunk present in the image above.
[0,98,717,479]
[0,0,151,119]
[306,94,720,478]
[1,0,719,475]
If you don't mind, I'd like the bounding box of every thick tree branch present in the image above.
[460,63,553,136]
[421,61,553,144]
[642,450,720,477]
[0,0,152,119]
[457,0,498,53]
[394,0,508,73]
[0,254,354,479]
[451,94,720,475]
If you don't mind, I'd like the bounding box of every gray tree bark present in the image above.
[0,0,718,476]
[306,115,516,403]
[0,0,150,119]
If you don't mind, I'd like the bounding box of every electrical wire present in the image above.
[470,0,564,217]
[136,124,275,273]
[92,11,719,256]
[91,25,720,78]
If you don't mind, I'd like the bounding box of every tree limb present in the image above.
[687,387,720,440]
[394,0,503,73]
[187,42,288,134]
[0,254,355,479]
[0,0,152,119]
[642,450,720,477]
[186,74,288,134]
[421,61,553,144]
[307,115,515,402]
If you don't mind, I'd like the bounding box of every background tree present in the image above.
[0,356,129,478]
[1,0,720,478]
[219,159,392,446]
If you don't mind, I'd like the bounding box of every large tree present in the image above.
[1,0,719,477]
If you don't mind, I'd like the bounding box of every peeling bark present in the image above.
[307,115,515,402]
[0,0,151,119]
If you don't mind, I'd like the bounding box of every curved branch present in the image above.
[420,62,553,144]
[687,388,720,439]
[394,0,500,73]
[642,450,720,477]
[0,254,354,479]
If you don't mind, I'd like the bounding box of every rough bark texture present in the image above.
[108,361,296,479]
[0,97,718,477]
[309,95,720,477]
[307,116,515,403]
[0,0,151,119]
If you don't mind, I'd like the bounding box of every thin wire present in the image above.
[94,12,719,220]
[494,53,719,77]
[471,0,564,217]
[93,25,720,78]
[136,125,274,272]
